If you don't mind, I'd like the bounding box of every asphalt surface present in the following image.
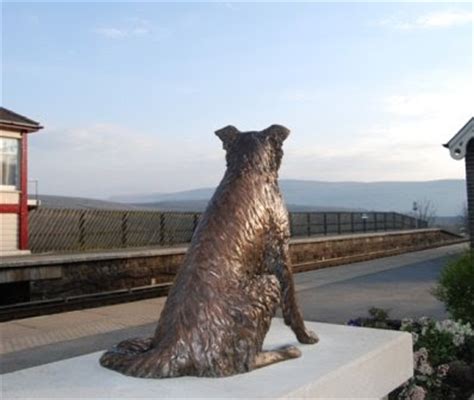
[0,243,467,374]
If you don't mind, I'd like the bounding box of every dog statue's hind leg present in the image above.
[265,215,319,345]
[241,274,302,370]
[276,240,319,344]
[254,345,301,369]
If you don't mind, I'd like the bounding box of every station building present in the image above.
[0,107,42,256]
[444,117,474,249]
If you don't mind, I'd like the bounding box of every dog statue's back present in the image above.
[100,125,318,378]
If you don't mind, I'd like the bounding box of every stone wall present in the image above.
[290,229,459,272]
[466,139,474,248]
[20,229,463,301]
[30,250,185,300]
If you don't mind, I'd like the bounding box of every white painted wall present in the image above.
[0,213,19,252]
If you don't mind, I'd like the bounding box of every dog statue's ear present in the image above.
[263,124,290,143]
[215,125,240,150]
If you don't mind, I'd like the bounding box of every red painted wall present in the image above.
[19,133,28,249]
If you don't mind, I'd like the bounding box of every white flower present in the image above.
[411,332,419,344]
[436,364,449,378]
[414,348,428,364]
[435,319,474,340]
[453,333,464,346]
[419,316,431,326]
[406,384,427,400]
[417,361,433,376]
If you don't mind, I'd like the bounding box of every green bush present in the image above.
[433,252,474,326]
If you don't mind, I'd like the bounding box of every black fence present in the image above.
[289,211,427,237]
[29,208,427,254]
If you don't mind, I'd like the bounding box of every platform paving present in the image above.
[0,298,166,355]
[0,242,467,374]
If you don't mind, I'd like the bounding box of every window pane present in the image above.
[0,138,20,188]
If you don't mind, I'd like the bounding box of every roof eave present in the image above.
[445,117,474,148]
[0,121,43,133]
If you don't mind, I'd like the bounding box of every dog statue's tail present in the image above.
[99,337,176,379]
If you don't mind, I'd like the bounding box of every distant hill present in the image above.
[110,179,466,216]
[35,195,361,213]
[134,199,363,213]
[35,195,139,210]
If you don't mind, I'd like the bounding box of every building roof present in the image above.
[0,107,43,133]
[444,117,474,160]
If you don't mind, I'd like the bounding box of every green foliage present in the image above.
[368,306,389,321]
[347,307,400,330]
[433,251,474,326]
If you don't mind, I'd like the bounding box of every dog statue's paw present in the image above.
[297,329,319,344]
[278,344,302,359]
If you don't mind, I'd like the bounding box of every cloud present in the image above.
[223,3,238,11]
[33,123,161,158]
[93,18,152,39]
[29,122,224,197]
[281,72,473,183]
[279,89,321,103]
[379,9,473,30]
[94,27,128,39]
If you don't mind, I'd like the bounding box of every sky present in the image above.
[2,1,473,199]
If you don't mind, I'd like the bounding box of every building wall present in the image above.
[0,214,19,252]
[0,192,20,204]
[466,139,474,248]
[1,129,23,253]
[0,128,22,139]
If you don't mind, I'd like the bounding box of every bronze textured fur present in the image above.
[100,125,318,378]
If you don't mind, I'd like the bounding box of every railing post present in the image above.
[323,213,327,235]
[307,213,311,237]
[193,213,199,233]
[79,210,86,250]
[351,213,355,233]
[289,212,294,237]
[121,212,128,247]
[383,213,387,231]
[159,213,165,245]
[337,213,341,234]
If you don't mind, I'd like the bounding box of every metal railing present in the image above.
[28,208,427,254]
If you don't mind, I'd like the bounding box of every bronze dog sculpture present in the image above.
[100,125,318,378]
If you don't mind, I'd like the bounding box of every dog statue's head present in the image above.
[215,125,290,175]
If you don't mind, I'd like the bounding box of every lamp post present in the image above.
[412,201,419,229]
[361,213,368,233]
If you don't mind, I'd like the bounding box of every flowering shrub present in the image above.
[398,316,473,399]
[348,309,474,399]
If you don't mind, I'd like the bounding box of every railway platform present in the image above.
[0,242,467,375]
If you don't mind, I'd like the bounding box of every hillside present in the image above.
[110,179,466,216]
[134,199,363,213]
[35,195,139,210]
[34,195,361,213]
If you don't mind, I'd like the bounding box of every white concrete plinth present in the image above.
[2,319,413,399]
